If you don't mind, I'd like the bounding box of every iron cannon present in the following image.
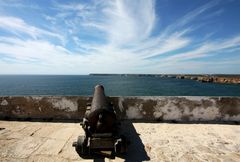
[73,85,127,158]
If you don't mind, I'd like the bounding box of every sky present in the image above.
[0,0,240,74]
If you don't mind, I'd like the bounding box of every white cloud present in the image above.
[163,35,240,61]
[138,30,191,59]
[176,0,219,27]
[0,0,239,74]
[0,16,63,42]
[103,0,156,46]
[0,36,145,74]
[148,58,240,74]
[0,0,40,10]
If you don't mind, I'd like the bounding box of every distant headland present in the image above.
[89,74,240,84]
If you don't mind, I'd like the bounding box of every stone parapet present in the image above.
[0,96,240,122]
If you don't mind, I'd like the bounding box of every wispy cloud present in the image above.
[0,0,239,74]
[0,0,40,10]
[0,16,63,42]
[164,35,240,61]
[176,0,219,27]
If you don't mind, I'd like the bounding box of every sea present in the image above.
[0,75,239,96]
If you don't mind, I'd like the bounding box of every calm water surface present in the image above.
[0,75,239,96]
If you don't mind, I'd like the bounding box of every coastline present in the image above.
[174,74,240,84]
[89,74,240,84]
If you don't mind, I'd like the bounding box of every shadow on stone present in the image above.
[119,121,150,162]
[93,158,105,162]
[0,127,5,131]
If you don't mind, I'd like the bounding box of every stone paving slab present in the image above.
[0,121,240,162]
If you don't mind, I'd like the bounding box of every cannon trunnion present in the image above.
[73,85,127,158]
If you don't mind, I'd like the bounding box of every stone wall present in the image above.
[0,96,240,122]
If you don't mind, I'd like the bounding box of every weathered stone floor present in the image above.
[0,121,240,162]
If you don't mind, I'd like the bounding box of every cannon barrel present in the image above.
[86,85,116,133]
[91,85,109,112]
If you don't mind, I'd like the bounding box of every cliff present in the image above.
[175,75,240,84]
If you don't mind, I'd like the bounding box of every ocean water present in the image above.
[0,75,239,96]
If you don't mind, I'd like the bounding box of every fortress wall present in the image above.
[0,96,240,122]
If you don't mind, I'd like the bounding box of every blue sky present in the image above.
[0,0,240,74]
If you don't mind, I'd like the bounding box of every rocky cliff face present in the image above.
[174,75,240,84]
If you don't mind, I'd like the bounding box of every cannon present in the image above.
[73,85,127,158]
